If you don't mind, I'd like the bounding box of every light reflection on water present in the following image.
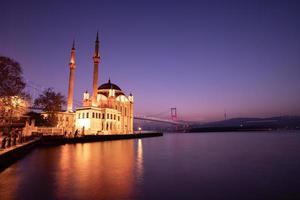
[56,141,137,200]
[0,140,139,200]
[136,139,144,181]
[1,131,300,200]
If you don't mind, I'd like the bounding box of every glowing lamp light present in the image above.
[138,127,142,133]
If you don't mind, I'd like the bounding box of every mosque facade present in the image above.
[58,33,134,135]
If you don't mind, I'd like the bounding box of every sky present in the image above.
[1,0,300,121]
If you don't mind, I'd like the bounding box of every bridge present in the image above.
[134,114,184,125]
[133,108,190,132]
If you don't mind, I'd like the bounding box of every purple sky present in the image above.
[1,0,300,121]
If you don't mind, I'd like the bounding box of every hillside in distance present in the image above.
[189,116,300,132]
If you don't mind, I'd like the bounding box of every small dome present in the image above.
[98,79,122,91]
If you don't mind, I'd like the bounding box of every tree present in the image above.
[0,56,26,96]
[34,88,66,126]
[0,56,30,126]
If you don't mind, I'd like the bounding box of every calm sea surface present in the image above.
[0,131,300,200]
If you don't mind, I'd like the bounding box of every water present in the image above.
[1,131,300,200]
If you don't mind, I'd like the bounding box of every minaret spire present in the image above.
[72,39,75,49]
[94,31,100,57]
[92,32,101,106]
[67,40,76,112]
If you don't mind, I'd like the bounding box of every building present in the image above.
[57,33,134,135]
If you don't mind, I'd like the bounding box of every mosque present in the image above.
[56,33,134,135]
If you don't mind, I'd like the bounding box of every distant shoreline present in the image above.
[189,127,300,133]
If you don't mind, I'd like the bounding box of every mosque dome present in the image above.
[98,79,124,96]
[98,79,122,91]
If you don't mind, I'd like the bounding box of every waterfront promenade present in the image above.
[0,138,40,171]
[0,138,37,156]
[41,132,163,145]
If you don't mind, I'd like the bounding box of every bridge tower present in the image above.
[171,107,177,121]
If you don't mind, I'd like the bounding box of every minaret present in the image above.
[67,40,76,112]
[92,32,100,106]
